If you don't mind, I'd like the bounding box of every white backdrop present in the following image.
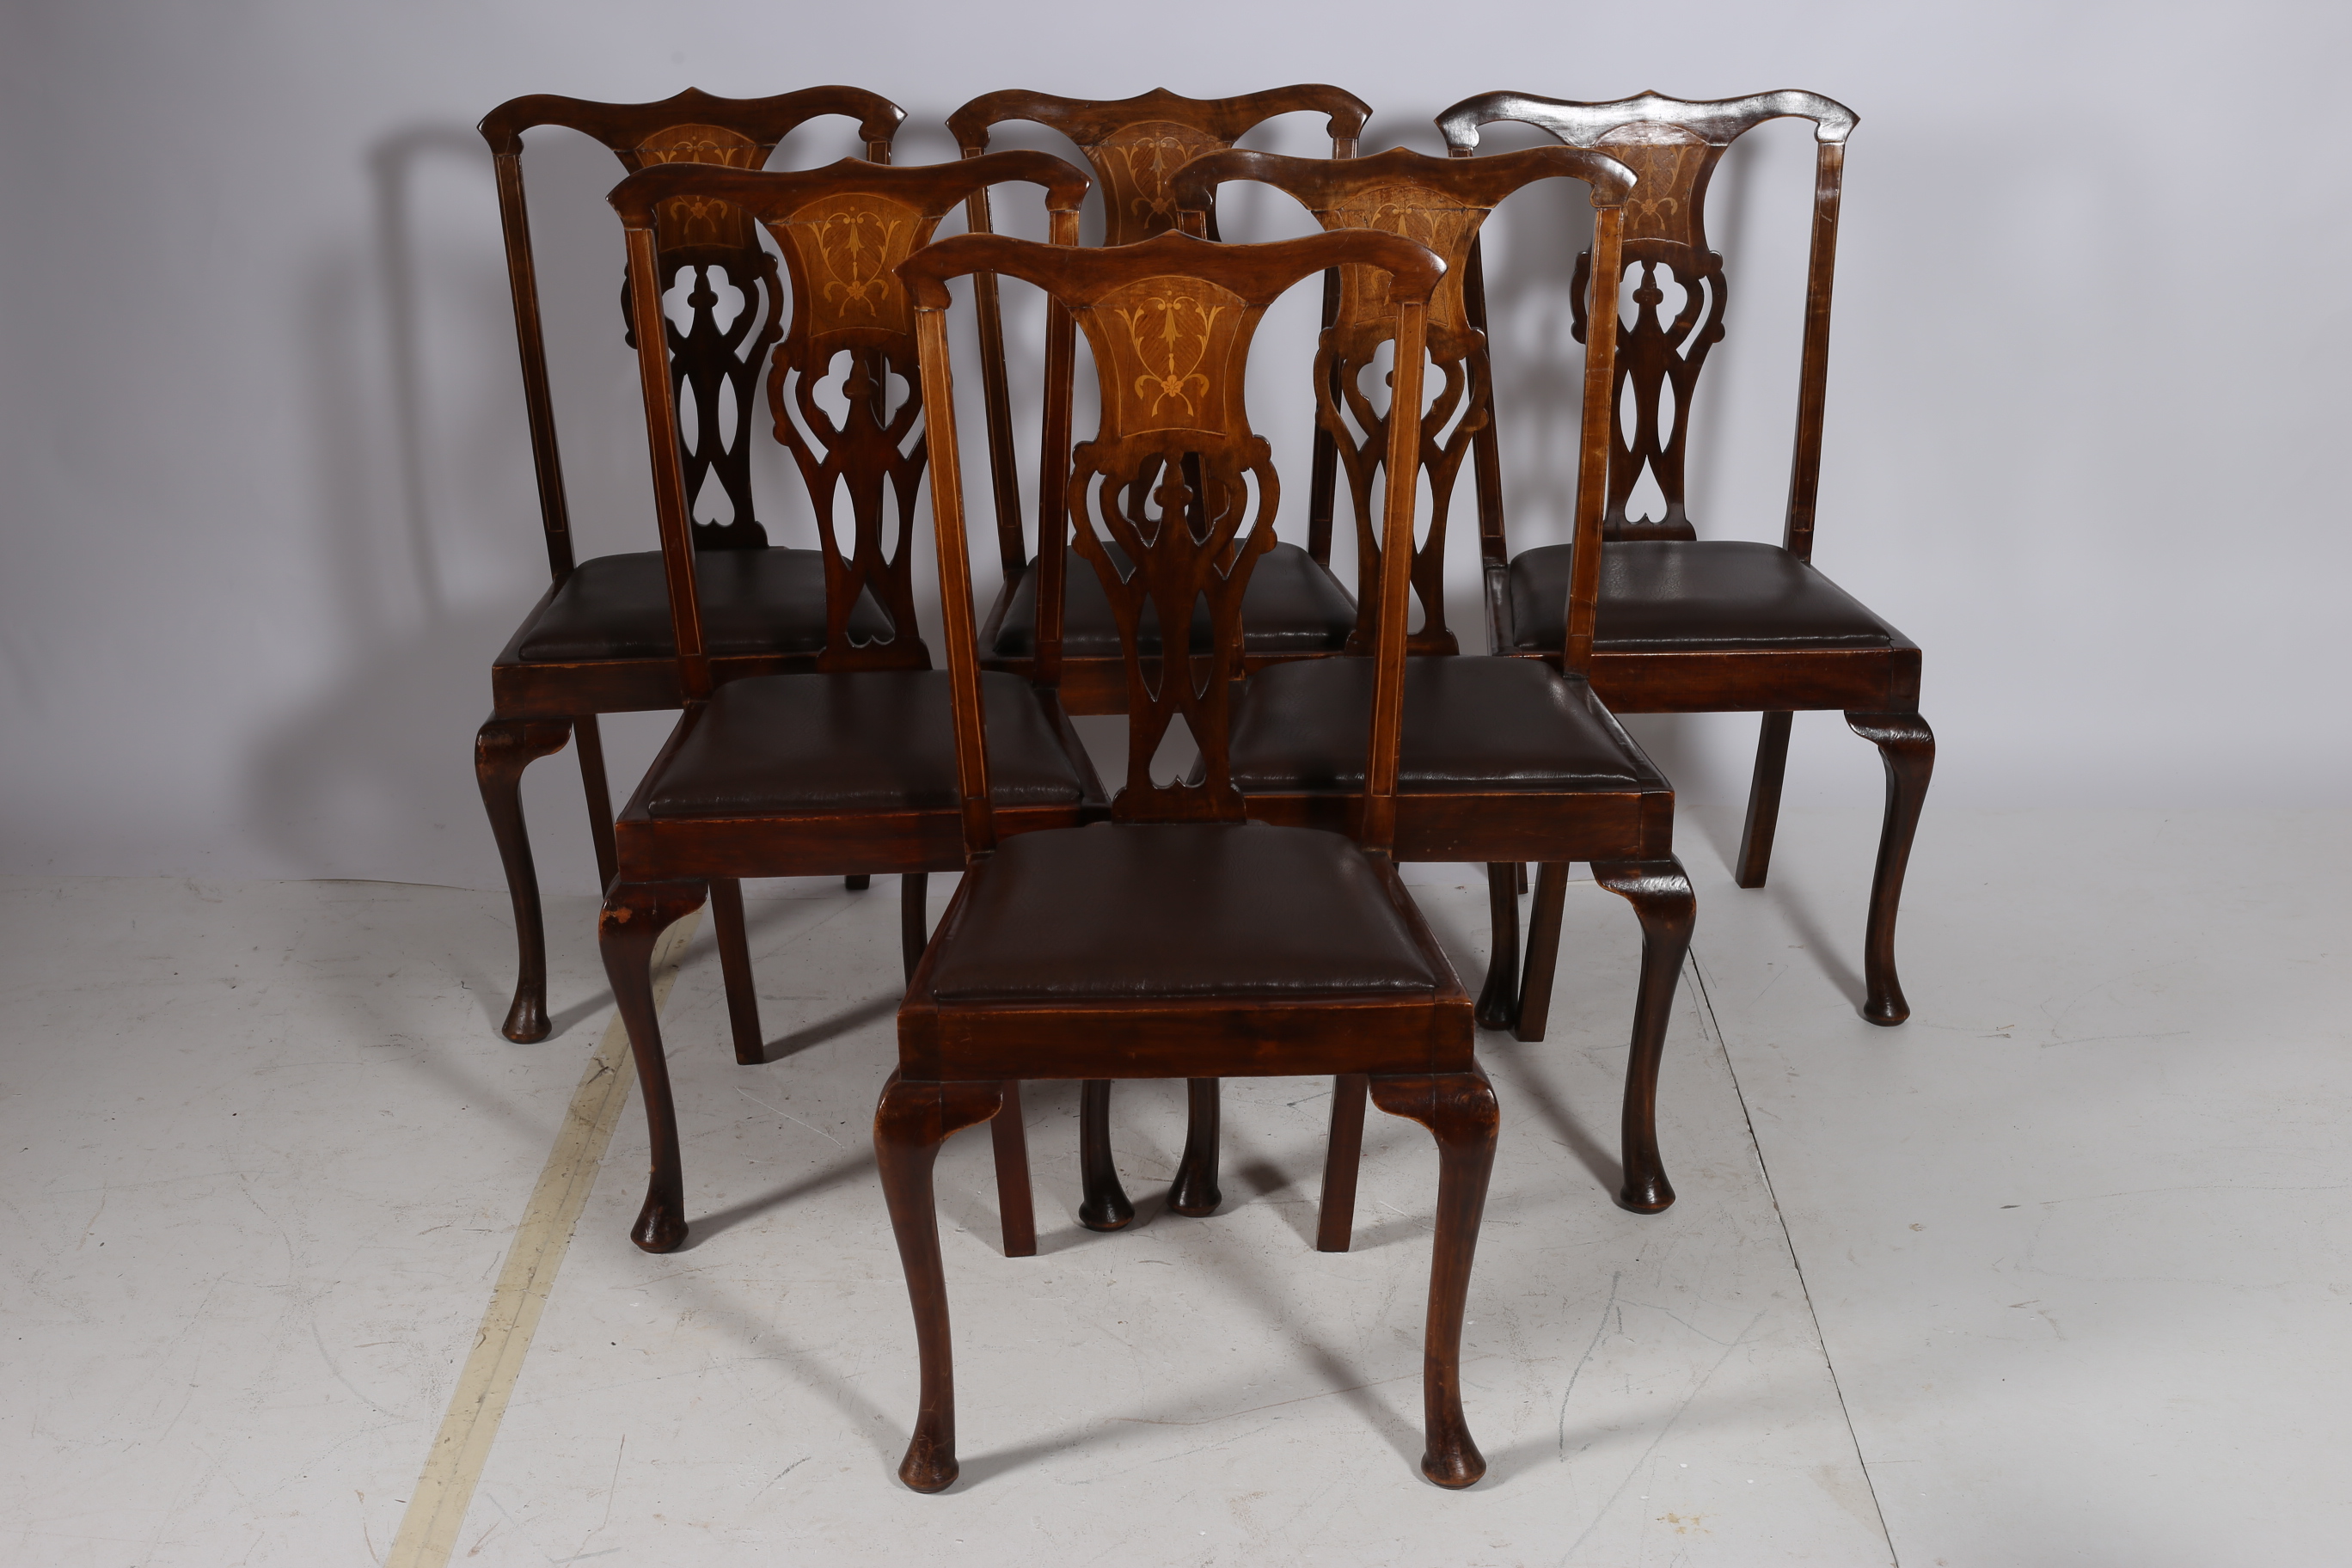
[1,0,2345,896]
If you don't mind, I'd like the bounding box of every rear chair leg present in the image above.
[874,1074,1012,1493]
[1846,712,1935,1026]
[597,879,708,1253]
[989,1081,1037,1258]
[1369,1069,1500,1489]
[708,879,763,1065]
[1512,863,1571,1043]
[1315,1074,1370,1253]
[900,873,930,982]
[1076,1081,1135,1231]
[1591,860,1696,1213]
[475,715,573,1043]
[1168,1080,1222,1216]
[1735,711,1795,888]
[573,714,618,891]
[1474,863,1521,1031]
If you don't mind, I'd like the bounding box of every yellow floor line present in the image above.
[388,910,703,1568]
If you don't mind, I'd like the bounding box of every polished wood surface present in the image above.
[593,153,1106,1257]
[1164,144,1697,1216]
[1441,89,1932,1025]
[889,226,1498,1490]
[950,87,1372,713]
[475,87,903,1042]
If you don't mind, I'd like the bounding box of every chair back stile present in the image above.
[903,229,1444,861]
[607,153,1093,708]
[480,87,907,578]
[1169,146,1634,657]
[948,87,1372,579]
[1436,89,1856,558]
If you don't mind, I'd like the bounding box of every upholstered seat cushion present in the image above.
[515,548,894,662]
[1227,656,1662,793]
[990,541,1355,659]
[644,671,1082,818]
[923,822,1442,1002]
[1509,540,1895,653]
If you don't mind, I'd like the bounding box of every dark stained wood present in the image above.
[1167,144,1699,1215]
[594,154,1106,1256]
[1170,144,1632,654]
[475,87,903,1044]
[950,87,1372,714]
[888,225,1498,1489]
[1440,89,1934,1025]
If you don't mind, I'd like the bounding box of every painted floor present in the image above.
[1,807,2344,1565]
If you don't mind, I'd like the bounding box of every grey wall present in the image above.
[3,0,2346,896]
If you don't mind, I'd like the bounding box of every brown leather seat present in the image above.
[644,671,1084,818]
[1509,540,1897,653]
[516,548,895,662]
[923,821,1441,1001]
[1228,656,1665,793]
[991,541,1354,659]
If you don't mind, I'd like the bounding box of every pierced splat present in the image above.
[480,88,906,568]
[948,87,1369,578]
[605,152,1092,687]
[903,224,1444,850]
[1066,270,1274,818]
[1171,146,1637,653]
[1438,89,1858,546]
[622,123,785,550]
[1565,123,1730,542]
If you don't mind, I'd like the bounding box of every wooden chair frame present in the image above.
[949,86,1372,714]
[888,226,1499,1491]
[475,87,903,1043]
[596,152,1106,1256]
[1136,144,1695,1220]
[1442,89,1932,1024]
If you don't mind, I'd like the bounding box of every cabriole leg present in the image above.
[1315,1074,1370,1253]
[1076,1081,1134,1231]
[875,1074,1009,1493]
[1474,863,1521,1031]
[475,715,573,1043]
[1369,1069,1500,1489]
[1846,712,1935,1026]
[1591,859,1696,1213]
[707,879,763,1066]
[597,879,708,1253]
[1735,711,1795,888]
[1168,1080,1222,1216]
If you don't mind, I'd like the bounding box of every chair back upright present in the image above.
[947,87,1371,577]
[481,87,905,571]
[1437,89,1856,559]
[605,154,1092,699]
[1172,145,1632,656]
[903,229,1443,859]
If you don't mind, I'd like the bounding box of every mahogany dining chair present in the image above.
[887,222,1498,1491]
[1440,89,1932,1024]
[475,87,908,1043]
[595,151,1107,1255]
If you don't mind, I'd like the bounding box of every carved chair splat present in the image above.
[1138,145,1694,1223]
[597,153,1109,1256]
[948,86,1374,715]
[891,226,1498,1491]
[1440,89,1932,1025]
[475,87,903,1044]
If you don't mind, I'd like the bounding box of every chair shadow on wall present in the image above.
[244,124,639,1063]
